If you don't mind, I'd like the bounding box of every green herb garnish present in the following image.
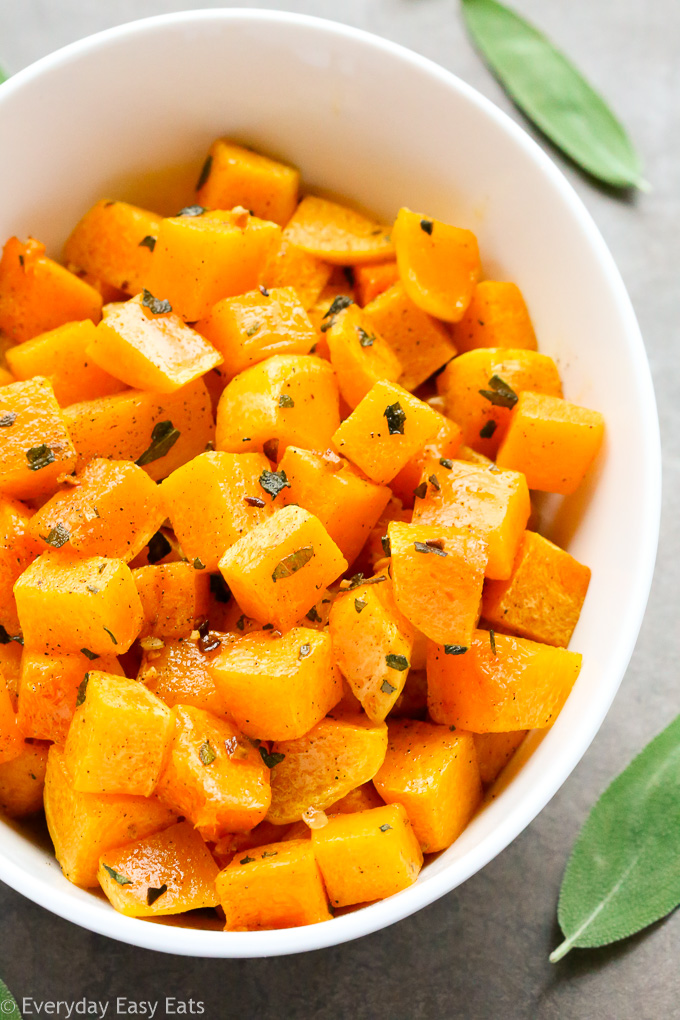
[299,644,311,659]
[80,648,99,661]
[272,546,314,582]
[147,884,168,906]
[193,557,206,570]
[26,445,55,472]
[344,573,387,591]
[385,653,409,671]
[320,295,354,331]
[420,219,434,235]
[489,629,497,655]
[261,850,278,858]
[102,863,132,886]
[383,401,406,435]
[444,644,468,655]
[439,458,454,469]
[0,413,16,427]
[103,627,118,646]
[138,235,156,251]
[258,468,291,500]
[413,482,428,500]
[279,394,295,408]
[141,289,172,315]
[177,205,207,217]
[428,474,441,491]
[354,598,367,613]
[479,419,497,438]
[136,420,180,466]
[75,674,89,706]
[198,740,217,766]
[379,823,393,831]
[381,534,391,558]
[478,374,518,408]
[357,327,375,348]
[240,855,255,865]
[43,523,70,549]
[381,679,396,694]
[306,606,322,623]
[259,748,285,769]
[245,323,261,337]
[196,154,213,190]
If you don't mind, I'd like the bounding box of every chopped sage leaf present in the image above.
[479,419,497,438]
[80,648,99,661]
[344,572,387,591]
[196,154,213,191]
[236,614,245,631]
[259,284,270,297]
[320,295,354,331]
[0,412,17,427]
[258,468,291,500]
[103,864,132,886]
[245,323,261,337]
[413,482,428,500]
[86,584,100,594]
[75,674,90,706]
[261,850,278,858]
[259,747,285,769]
[279,394,295,408]
[136,420,181,466]
[428,474,441,491]
[141,289,172,315]
[444,644,468,655]
[357,327,375,347]
[244,495,266,508]
[138,235,156,251]
[354,598,367,613]
[210,574,231,603]
[198,740,217,766]
[385,653,409,671]
[381,679,397,694]
[439,458,454,469]
[420,218,434,235]
[103,627,118,646]
[299,644,311,659]
[383,401,406,435]
[44,523,70,548]
[26,444,56,472]
[272,546,314,582]
[478,374,518,408]
[147,531,171,564]
[146,883,168,907]
[489,629,497,655]
[379,823,393,832]
[193,557,206,570]
[240,855,255,865]
[306,606,322,623]
[177,205,206,217]
[381,534,391,558]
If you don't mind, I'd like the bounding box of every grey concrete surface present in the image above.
[0,1,678,1017]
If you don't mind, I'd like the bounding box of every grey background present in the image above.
[0,1,678,1017]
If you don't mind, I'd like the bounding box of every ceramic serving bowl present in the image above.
[0,8,661,957]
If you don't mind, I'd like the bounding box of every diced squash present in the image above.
[374,720,482,852]
[0,643,22,706]
[133,562,210,640]
[473,730,527,785]
[354,261,400,307]
[482,530,591,647]
[0,495,43,635]
[325,303,402,409]
[0,740,49,817]
[216,838,331,930]
[451,281,537,353]
[312,803,422,907]
[28,458,166,562]
[64,379,214,482]
[215,354,340,459]
[267,714,388,825]
[197,140,300,226]
[388,521,487,646]
[283,195,393,265]
[328,782,385,815]
[363,282,456,391]
[260,237,332,310]
[0,678,22,765]
[496,391,605,494]
[332,379,441,485]
[14,553,144,656]
[156,705,271,839]
[219,505,347,632]
[0,236,102,343]
[427,630,582,731]
[44,745,177,887]
[6,320,125,405]
[98,820,219,916]
[138,637,226,716]
[393,207,481,322]
[63,199,162,296]
[412,460,530,580]
[390,412,463,508]
[209,627,342,741]
[0,377,77,500]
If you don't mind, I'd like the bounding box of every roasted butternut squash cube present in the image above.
[161,451,274,572]
[451,281,537,354]
[260,237,332,310]
[14,553,144,655]
[6,320,125,406]
[209,627,342,741]
[44,745,177,887]
[0,236,102,343]
[482,530,591,647]
[412,460,530,580]
[197,140,300,226]
[0,740,49,817]
[138,637,226,716]
[145,209,281,322]
[332,380,441,485]
[437,348,563,457]
[215,354,340,459]
[267,714,388,825]
[496,391,605,494]
[63,671,173,796]
[374,720,482,852]
[63,199,163,296]
[283,195,393,265]
[388,522,487,646]
[277,446,391,566]
[325,303,402,409]
[354,261,400,307]
[216,838,331,930]
[0,679,22,765]
[363,282,456,391]
[156,705,271,839]
[312,803,422,907]
[0,377,77,500]
[328,575,415,722]
[0,495,43,635]
[427,630,582,731]
[390,412,463,508]
[28,458,166,563]
[219,505,347,632]
[133,562,210,640]
[98,820,219,916]
[393,207,481,322]
[473,730,527,785]
[64,379,214,482]
[196,286,316,379]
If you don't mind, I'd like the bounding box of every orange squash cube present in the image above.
[393,207,481,322]
[354,261,400,307]
[473,730,527,785]
[0,678,22,765]
[133,562,210,640]
[14,553,144,655]
[0,236,102,343]
[28,458,166,563]
[44,745,177,887]
[363,282,456,391]
[412,460,530,580]
[219,505,348,632]
[260,237,333,310]
[267,714,388,825]
[209,627,342,741]
[283,195,393,265]
[390,412,463,508]
[437,348,563,457]
[427,629,582,731]
[482,530,591,647]
[496,391,605,494]
[451,280,537,354]
[325,303,402,409]
[156,705,271,839]
[277,446,391,566]
[332,380,441,485]
[0,740,49,817]
[145,209,281,322]
[0,495,43,635]
[312,803,423,907]
[138,637,226,717]
[98,819,219,916]
[64,379,214,482]
[0,377,77,500]
[215,354,340,459]
[216,838,331,930]
[63,199,162,296]
[388,521,487,646]
[374,720,482,852]
[197,140,300,226]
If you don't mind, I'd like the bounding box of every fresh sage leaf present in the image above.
[136,420,180,466]
[460,0,645,190]
[141,288,172,315]
[102,863,132,886]
[551,713,680,962]
[259,747,285,769]
[26,444,56,472]
[0,977,23,1019]
[259,468,291,500]
[147,883,168,907]
[272,546,314,582]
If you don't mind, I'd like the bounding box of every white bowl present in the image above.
[0,9,660,957]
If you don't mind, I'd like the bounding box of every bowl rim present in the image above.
[0,6,662,958]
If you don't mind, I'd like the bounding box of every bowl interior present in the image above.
[0,9,660,957]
